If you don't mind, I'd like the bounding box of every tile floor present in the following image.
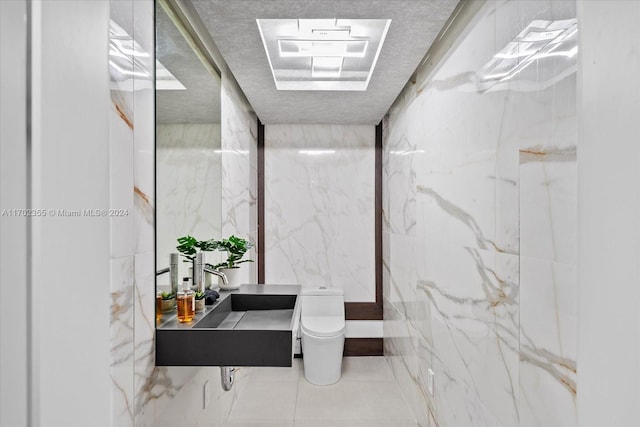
[226,357,418,427]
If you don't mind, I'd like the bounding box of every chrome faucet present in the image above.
[194,252,228,292]
[156,253,180,295]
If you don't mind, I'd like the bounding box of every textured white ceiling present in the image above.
[191,0,459,125]
[156,2,221,124]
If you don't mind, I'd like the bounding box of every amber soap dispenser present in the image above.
[177,278,195,323]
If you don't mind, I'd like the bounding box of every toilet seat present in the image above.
[301,315,345,338]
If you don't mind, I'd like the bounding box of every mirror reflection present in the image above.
[155,2,222,293]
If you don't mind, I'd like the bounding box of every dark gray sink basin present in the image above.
[155,284,300,367]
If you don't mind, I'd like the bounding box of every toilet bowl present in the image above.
[300,288,345,385]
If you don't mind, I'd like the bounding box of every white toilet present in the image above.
[300,287,345,385]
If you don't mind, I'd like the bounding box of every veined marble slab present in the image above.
[383,1,577,426]
[156,123,223,280]
[265,124,376,302]
[221,76,259,285]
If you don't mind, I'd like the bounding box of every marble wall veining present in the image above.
[108,2,257,425]
[383,1,577,426]
[221,74,259,285]
[264,125,376,302]
[156,123,223,282]
[108,1,156,424]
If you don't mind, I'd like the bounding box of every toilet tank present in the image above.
[301,288,345,318]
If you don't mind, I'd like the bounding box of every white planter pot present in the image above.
[218,267,241,290]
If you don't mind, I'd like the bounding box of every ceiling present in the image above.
[191,0,460,125]
[156,2,221,124]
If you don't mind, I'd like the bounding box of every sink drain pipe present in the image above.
[220,366,236,391]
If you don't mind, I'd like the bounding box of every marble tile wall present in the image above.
[221,74,259,285]
[108,2,139,424]
[383,1,577,426]
[108,2,256,425]
[264,125,376,301]
[156,123,222,282]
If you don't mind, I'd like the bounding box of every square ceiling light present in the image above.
[109,20,185,91]
[257,18,391,91]
[477,18,577,92]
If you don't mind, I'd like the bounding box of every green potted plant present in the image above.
[176,235,219,288]
[176,235,218,262]
[160,291,176,313]
[194,291,205,312]
[211,235,254,290]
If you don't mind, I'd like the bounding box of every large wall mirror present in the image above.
[155,0,222,291]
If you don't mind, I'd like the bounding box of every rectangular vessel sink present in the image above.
[156,284,300,367]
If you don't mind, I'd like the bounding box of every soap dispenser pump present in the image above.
[177,277,195,323]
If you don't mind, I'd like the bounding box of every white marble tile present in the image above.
[409,95,519,256]
[264,124,375,301]
[430,355,502,427]
[228,422,294,427]
[109,2,137,262]
[386,232,433,335]
[295,422,417,427]
[110,256,135,365]
[109,103,135,259]
[425,246,519,426]
[383,301,431,427]
[295,379,415,422]
[152,367,229,427]
[218,366,252,423]
[519,123,577,265]
[339,357,396,382]
[384,129,417,236]
[383,1,577,426]
[156,123,222,271]
[108,4,137,426]
[519,256,576,426]
[132,251,157,424]
[132,0,155,256]
[228,381,297,422]
[111,364,135,427]
[110,257,135,427]
[248,359,301,383]
[220,75,258,284]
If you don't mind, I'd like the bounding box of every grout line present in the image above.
[233,358,416,425]
[293,360,302,424]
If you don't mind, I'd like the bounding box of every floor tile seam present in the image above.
[291,415,418,422]
[380,355,419,421]
[388,374,420,425]
[245,379,300,384]
[296,379,403,385]
[227,417,296,423]
[292,370,301,422]
[291,424,418,427]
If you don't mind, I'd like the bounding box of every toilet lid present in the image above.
[301,316,345,337]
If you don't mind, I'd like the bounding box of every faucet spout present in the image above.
[156,253,180,295]
[194,252,228,290]
[204,266,228,287]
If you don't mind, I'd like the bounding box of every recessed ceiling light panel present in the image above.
[257,18,391,91]
[477,18,577,92]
